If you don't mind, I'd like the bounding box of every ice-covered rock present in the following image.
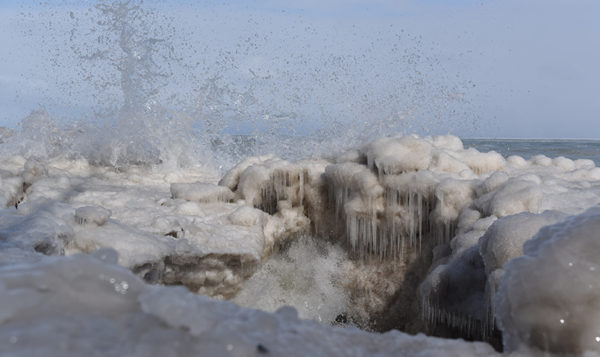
[496,206,600,354]
[362,135,434,175]
[479,211,567,276]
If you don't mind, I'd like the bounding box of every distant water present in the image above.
[463,139,600,166]
[214,136,600,168]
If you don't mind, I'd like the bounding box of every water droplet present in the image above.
[595,337,600,343]
[560,319,565,324]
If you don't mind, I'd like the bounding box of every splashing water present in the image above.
[4,0,478,171]
[65,0,203,169]
[233,236,350,324]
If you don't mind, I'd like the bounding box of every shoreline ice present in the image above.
[1,133,600,355]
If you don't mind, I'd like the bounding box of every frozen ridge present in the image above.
[0,253,498,357]
[2,134,600,354]
[222,134,600,352]
[0,155,289,298]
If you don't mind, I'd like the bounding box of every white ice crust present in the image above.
[0,253,498,357]
[497,206,600,354]
[2,133,600,355]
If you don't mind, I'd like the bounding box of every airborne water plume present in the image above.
[6,0,479,171]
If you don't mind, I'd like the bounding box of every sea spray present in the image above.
[1,0,509,347]
[233,236,349,324]
[8,0,479,172]
[65,0,204,169]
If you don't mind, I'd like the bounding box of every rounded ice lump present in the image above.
[75,206,112,226]
[497,206,600,354]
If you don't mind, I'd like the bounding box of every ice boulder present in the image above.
[496,206,600,354]
[479,211,567,276]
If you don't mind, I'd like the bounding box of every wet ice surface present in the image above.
[0,254,499,357]
[2,134,600,355]
[497,206,600,355]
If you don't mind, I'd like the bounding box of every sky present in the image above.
[0,0,599,139]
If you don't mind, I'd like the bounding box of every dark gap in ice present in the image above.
[164,229,183,238]
[235,157,506,352]
[33,240,60,255]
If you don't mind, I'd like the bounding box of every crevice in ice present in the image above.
[225,150,473,342]
[344,248,434,334]
[164,229,184,238]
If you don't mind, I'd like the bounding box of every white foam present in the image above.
[233,237,349,324]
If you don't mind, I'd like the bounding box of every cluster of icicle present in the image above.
[221,134,506,261]
[321,135,503,260]
[221,133,600,352]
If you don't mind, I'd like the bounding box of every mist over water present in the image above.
[3,0,480,171]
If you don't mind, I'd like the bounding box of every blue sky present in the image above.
[1,0,599,138]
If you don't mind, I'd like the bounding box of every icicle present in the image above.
[371,199,377,254]
[418,192,423,252]
[299,171,304,207]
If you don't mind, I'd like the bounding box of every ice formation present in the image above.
[0,152,270,298]
[0,253,499,356]
[6,0,600,354]
[219,133,600,349]
[2,132,600,355]
[497,206,600,354]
